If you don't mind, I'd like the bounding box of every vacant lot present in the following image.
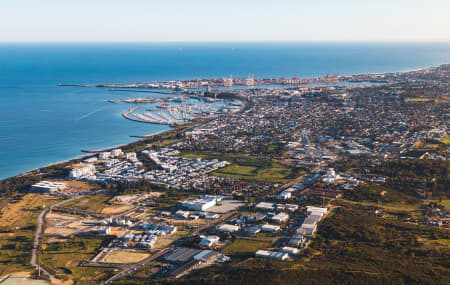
[44,212,99,236]
[207,199,246,213]
[212,163,292,183]
[39,236,115,284]
[104,250,150,264]
[181,151,293,183]
[101,205,133,215]
[440,134,450,145]
[223,238,272,255]
[54,180,98,190]
[63,194,112,212]
[0,194,61,229]
[0,194,63,276]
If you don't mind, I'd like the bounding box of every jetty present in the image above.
[122,106,142,121]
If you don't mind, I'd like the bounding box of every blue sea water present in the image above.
[1,42,450,179]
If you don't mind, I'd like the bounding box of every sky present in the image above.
[1,0,449,42]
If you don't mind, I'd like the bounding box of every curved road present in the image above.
[31,197,81,281]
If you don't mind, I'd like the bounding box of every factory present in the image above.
[181,195,223,211]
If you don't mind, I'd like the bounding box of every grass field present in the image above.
[404,97,434,102]
[62,194,112,212]
[39,236,115,284]
[152,237,175,249]
[158,138,183,147]
[223,238,272,255]
[0,194,64,276]
[432,199,450,208]
[54,180,98,190]
[0,194,61,229]
[181,151,293,183]
[212,163,292,183]
[440,134,450,145]
[103,250,150,264]
[101,204,133,215]
[340,198,422,212]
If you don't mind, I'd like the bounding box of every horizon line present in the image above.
[1,39,450,44]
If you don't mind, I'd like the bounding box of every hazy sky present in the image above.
[1,0,449,42]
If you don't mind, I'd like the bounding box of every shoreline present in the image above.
[1,128,173,181]
[2,63,449,181]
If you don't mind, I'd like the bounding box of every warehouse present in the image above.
[181,195,223,211]
[272,212,289,223]
[261,224,281,233]
[255,250,288,261]
[217,224,240,233]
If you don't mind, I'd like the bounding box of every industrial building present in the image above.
[255,250,289,261]
[199,235,220,247]
[31,181,67,194]
[261,224,281,233]
[181,195,223,211]
[272,212,289,223]
[217,224,240,233]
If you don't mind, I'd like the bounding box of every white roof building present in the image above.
[182,195,223,211]
[199,235,220,247]
[32,181,66,194]
[217,224,240,233]
[306,206,328,215]
[255,202,275,211]
[281,247,299,255]
[255,250,288,261]
[277,191,292,200]
[261,224,281,232]
[272,212,289,223]
[69,164,96,179]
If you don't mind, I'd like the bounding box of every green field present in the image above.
[0,194,63,276]
[39,236,115,284]
[440,134,450,145]
[223,238,272,255]
[62,194,112,212]
[404,97,434,102]
[158,138,183,147]
[182,152,294,183]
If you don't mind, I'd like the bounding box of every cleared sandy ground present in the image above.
[103,250,150,264]
[101,205,133,215]
[44,212,98,236]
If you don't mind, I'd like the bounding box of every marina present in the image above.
[125,100,243,125]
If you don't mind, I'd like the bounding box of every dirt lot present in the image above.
[0,194,61,229]
[152,236,176,249]
[101,205,133,215]
[111,193,162,204]
[207,199,246,213]
[103,250,150,264]
[44,212,98,236]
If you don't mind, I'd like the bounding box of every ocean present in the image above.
[1,42,450,179]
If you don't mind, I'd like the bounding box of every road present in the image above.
[192,210,237,235]
[102,248,171,284]
[101,210,236,284]
[0,197,12,211]
[31,196,81,281]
